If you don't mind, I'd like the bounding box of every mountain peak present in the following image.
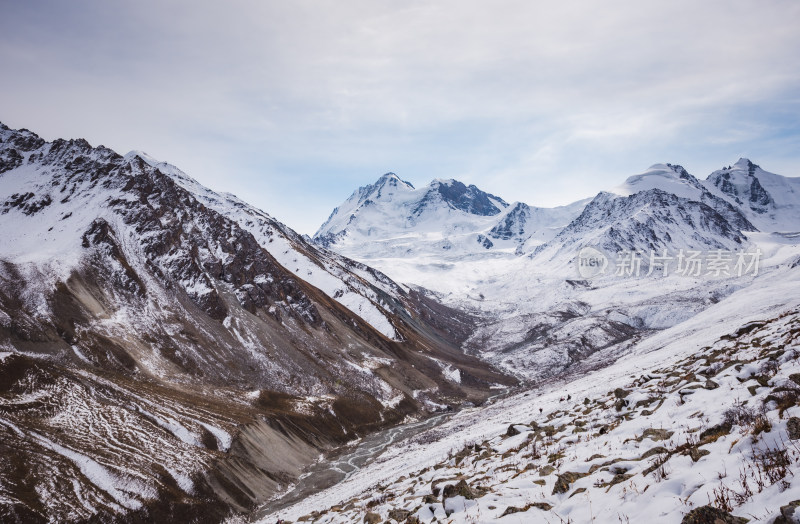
[616,163,703,200]
[421,179,508,217]
[374,172,415,190]
[639,163,692,179]
[124,150,160,165]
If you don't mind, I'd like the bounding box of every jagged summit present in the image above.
[707,158,800,231]
[423,178,508,216]
[314,172,524,250]
[313,169,580,260]
[378,171,411,185]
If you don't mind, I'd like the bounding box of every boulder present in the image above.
[681,505,748,524]
[441,480,478,501]
[775,500,800,524]
[363,512,381,524]
[552,471,587,495]
[641,428,673,441]
[506,424,521,437]
[388,508,410,521]
[787,417,800,440]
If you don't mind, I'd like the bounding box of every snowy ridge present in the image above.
[128,151,402,340]
[313,173,587,262]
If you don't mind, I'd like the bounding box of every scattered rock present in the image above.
[681,505,749,524]
[422,494,437,504]
[789,374,800,386]
[775,500,800,524]
[640,446,669,459]
[506,424,521,437]
[641,428,674,441]
[441,479,478,501]
[787,417,800,440]
[539,465,556,476]
[704,380,720,390]
[552,471,587,495]
[614,388,630,399]
[699,422,732,443]
[363,512,381,524]
[388,508,410,521]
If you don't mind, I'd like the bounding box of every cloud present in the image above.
[1,0,799,233]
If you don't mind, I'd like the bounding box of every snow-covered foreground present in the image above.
[257,271,800,523]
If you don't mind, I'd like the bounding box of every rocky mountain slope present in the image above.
[0,122,514,522]
[262,268,800,523]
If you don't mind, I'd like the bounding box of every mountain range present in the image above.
[313,158,800,383]
[315,159,799,266]
[1,120,799,523]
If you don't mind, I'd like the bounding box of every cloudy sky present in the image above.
[1,1,799,234]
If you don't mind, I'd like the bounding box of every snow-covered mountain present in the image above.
[0,122,514,521]
[316,161,799,385]
[3,114,799,524]
[314,173,588,259]
[532,163,757,265]
[706,158,800,232]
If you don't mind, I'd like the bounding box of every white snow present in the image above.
[199,422,233,452]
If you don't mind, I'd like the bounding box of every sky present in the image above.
[1,0,799,234]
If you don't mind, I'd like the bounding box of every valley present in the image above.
[1,121,799,523]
